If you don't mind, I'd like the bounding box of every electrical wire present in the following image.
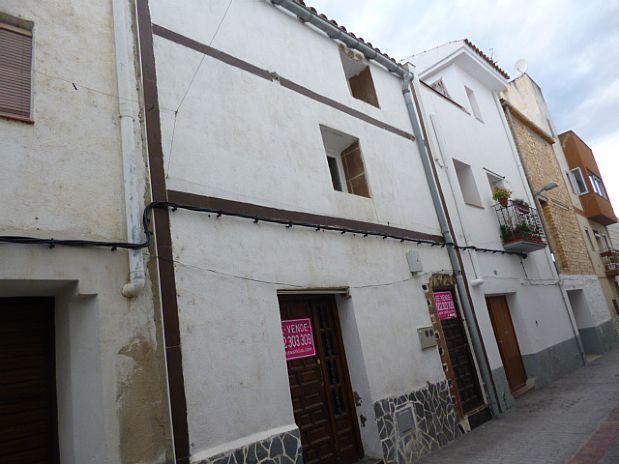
[166,0,234,178]
[0,200,527,258]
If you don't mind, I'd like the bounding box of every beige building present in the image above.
[502,74,617,356]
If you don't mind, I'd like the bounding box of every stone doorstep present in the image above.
[512,378,536,399]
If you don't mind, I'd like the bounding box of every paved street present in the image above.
[420,347,619,464]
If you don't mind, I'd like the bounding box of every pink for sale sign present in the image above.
[281,318,317,361]
[434,291,458,320]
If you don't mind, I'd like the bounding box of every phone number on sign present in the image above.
[284,333,313,348]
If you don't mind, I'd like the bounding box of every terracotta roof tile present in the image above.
[292,1,400,67]
[464,38,510,79]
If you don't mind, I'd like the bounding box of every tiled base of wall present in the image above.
[197,429,303,464]
[374,380,459,464]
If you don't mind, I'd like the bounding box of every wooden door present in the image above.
[0,298,58,464]
[437,294,484,414]
[486,296,527,393]
[279,295,363,464]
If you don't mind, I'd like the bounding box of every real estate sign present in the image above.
[435,291,458,320]
[282,318,317,361]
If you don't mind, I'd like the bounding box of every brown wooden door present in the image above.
[0,298,58,464]
[435,290,484,414]
[279,295,363,464]
[486,296,527,392]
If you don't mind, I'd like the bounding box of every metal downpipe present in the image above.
[402,75,501,416]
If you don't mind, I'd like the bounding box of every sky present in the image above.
[308,0,619,211]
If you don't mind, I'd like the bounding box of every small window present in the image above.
[486,171,505,195]
[584,228,596,250]
[465,86,482,121]
[567,168,588,195]
[0,22,33,120]
[340,50,379,107]
[430,78,450,98]
[320,125,370,197]
[588,171,608,199]
[453,159,482,207]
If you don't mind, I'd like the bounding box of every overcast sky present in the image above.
[309,0,619,210]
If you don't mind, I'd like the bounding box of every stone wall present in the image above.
[374,380,459,463]
[508,112,593,276]
[197,429,303,464]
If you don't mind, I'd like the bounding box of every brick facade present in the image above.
[505,109,594,276]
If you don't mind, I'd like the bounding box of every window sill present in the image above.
[0,112,34,124]
[464,202,485,209]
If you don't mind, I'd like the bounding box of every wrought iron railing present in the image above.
[493,201,546,246]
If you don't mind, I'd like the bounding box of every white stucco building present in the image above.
[408,40,587,411]
[1,2,608,464]
[130,0,498,463]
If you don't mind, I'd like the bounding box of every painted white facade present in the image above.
[148,0,461,460]
[409,42,584,399]
[0,1,171,463]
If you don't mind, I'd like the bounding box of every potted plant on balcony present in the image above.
[512,198,530,213]
[500,222,543,244]
[493,187,512,207]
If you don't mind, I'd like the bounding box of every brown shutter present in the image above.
[0,25,33,119]
[341,141,370,198]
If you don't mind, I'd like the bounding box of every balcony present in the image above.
[494,201,547,253]
[600,250,619,277]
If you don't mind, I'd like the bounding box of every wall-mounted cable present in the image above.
[0,201,527,258]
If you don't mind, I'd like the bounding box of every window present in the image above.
[465,86,482,121]
[486,171,505,195]
[588,171,608,199]
[593,230,611,253]
[430,78,450,98]
[453,159,482,207]
[584,228,596,250]
[0,22,33,120]
[320,125,370,197]
[340,50,379,107]
[567,168,588,195]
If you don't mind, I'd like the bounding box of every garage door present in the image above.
[0,298,58,463]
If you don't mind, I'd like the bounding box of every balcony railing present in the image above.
[494,201,547,253]
[600,249,619,277]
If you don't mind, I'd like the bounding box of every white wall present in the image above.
[417,61,579,370]
[149,0,455,458]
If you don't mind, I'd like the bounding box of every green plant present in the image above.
[492,187,512,204]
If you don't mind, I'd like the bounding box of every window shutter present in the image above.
[341,141,370,198]
[0,25,33,119]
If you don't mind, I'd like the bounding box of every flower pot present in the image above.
[499,198,509,207]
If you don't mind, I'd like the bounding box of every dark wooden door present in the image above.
[0,298,58,464]
[433,289,484,415]
[279,295,363,464]
[486,296,527,392]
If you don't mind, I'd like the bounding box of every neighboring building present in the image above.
[408,39,586,412]
[559,130,619,322]
[0,1,171,463]
[502,73,617,355]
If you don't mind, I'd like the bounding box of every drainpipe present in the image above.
[113,0,146,298]
[501,105,586,365]
[269,0,501,415]
[402,74,501,416]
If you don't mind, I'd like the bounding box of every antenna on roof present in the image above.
[515,58,528,75]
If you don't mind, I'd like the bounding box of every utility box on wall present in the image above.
[417,326,437,349]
